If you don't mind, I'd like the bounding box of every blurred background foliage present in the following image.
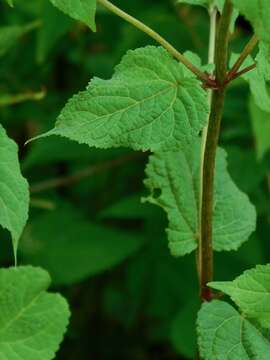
[0,0,270,358]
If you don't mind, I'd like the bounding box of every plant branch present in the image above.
[97,0,211,84]
[226,62,257,83]
[30,152,144,193]
[198,5,217,280]
[199,0,233,302]
[227,35,258,82]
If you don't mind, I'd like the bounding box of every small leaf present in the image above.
[144,139,256,256]
[49,0,96,31]
[33,46,209,152]
[197,300,270,360]
[209,264,270,329]
[20,204,144,285]
[0,266,70,360]
[232,0,270,42]
[0,125,29,257]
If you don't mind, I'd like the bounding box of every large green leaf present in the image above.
[197,300,270,360]
[249,95,270,160]
[144,139,256,256]
[34,46,209,152]
[0,266,70,360]
[49,0,96,31]
[20,204,144,285]
[0,125,29,256]
[209,264,270,329]
[232,0,270,42]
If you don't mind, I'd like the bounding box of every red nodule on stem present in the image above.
[201,287,212,302]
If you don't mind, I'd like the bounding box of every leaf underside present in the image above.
[144,139,256,256]
[197,300,270,360]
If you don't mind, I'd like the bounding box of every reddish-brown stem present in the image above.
[225,62,257,83]
[199,0,233,302]
[227,35,258,80]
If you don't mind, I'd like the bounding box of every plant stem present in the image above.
[97,0,209,83]
[227,35,258,81]
[198,5,217,282]
[226,62,256,82]
[199,0,233,302]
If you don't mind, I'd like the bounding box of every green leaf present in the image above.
[197,300,270,360]
[34,46,209,152]
[231,0,270,42]
[49,0,96,32]
[0,266,70,360]
[209,264,270,329]
[0,125,29,257]
[249,95,270,160]
[20,204,144,285]
[144,139,256,256]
